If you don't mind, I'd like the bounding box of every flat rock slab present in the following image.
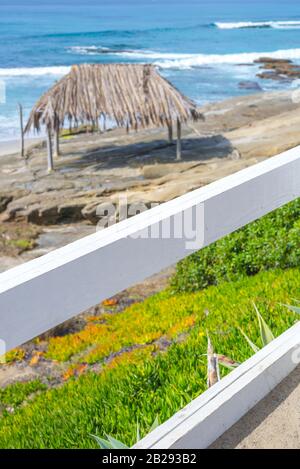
[1,89,300,226]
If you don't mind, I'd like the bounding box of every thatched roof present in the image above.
[25,64,202,134]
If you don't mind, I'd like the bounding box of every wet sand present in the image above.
[0,138,42,157]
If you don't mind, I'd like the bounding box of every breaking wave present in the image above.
[67,45,300,68]
[214,21,300,30]
[2,47,300,77]
[0,66,70,77]
[153,48,300,69]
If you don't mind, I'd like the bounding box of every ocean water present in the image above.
[1,0,300,141]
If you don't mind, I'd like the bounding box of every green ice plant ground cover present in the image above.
[0,267,299,448]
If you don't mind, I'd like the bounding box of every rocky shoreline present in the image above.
[255,57,300,81]
[1,87,300,268]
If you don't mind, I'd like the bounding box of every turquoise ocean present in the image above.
[1,0,300,141]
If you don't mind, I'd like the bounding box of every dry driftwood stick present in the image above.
[18,103,24,158]
[176,118,182,160]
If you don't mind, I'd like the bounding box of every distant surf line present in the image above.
[214,20,300,30]
[68,46,300,69]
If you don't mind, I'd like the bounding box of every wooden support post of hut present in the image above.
[46,129,54,172]
[168,122,173,143]
[18,103,24,158]
[54,127,60,157]
[176,118,182,161]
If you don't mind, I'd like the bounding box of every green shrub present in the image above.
[0,268,298,448]
[171,199,300,293]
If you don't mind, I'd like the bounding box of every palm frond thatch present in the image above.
[25,64,202,134]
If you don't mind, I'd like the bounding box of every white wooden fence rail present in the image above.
[0,146,300,353]
[135,321,300,449]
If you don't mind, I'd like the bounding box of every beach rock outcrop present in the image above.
[239,81,262,90]
[3,193,89,225]
[0,195,13,213]
[255,58,292,65]
[255,57,300,81]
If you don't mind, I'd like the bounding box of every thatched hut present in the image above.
[25,64,203,170]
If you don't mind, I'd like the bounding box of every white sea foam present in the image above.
[0,66,70,77]
[0,115,21,141]
[215,21,300,30]
[68,46,110,55]
[67,45,300,67]
[117,50,192,59]
[1,48,300,77]
[68,45,163,57]
[154,48,300,69]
